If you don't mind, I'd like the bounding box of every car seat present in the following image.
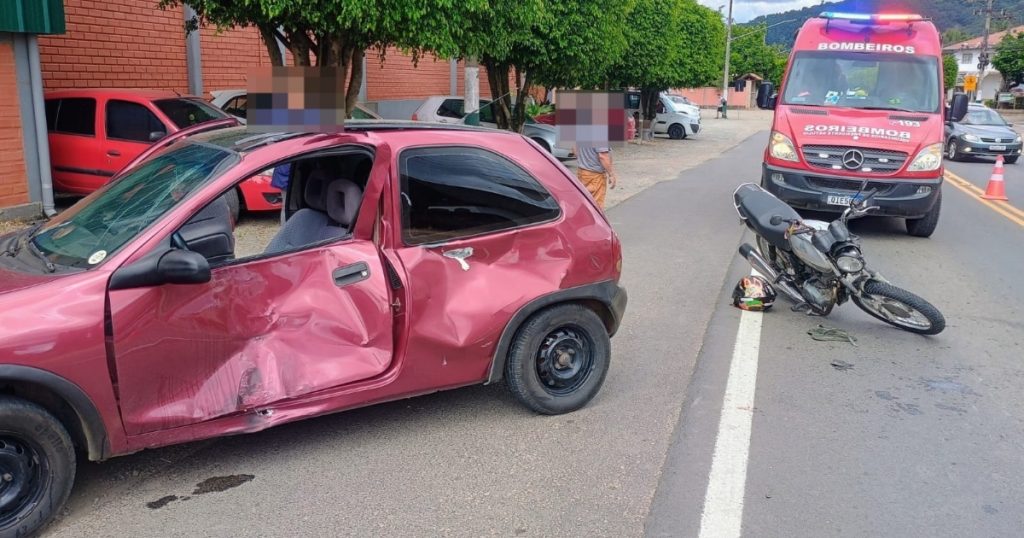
[264,171,362,254]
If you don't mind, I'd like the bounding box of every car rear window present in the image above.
[154,98,228,129]
[50,98,97,136]
[399,146,561,245]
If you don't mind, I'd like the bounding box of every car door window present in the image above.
[399,146,561,245]
[436,99,465,119]
[53,98,97,136]
[477,101,496,124]
[106,100,166,142]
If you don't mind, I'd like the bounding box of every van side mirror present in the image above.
[756,82,775,110]
[948,93,969,122]
[109,249,211,290]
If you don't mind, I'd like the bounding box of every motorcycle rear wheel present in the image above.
[851,280,945,335]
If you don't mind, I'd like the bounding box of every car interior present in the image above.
[176,152,373,264]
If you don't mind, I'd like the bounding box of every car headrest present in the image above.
[325,178,363,227]
[304,171,331,211]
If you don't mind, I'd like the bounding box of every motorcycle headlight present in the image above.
[908,143,943,172]
[835,255,865,273]
[963,134,981,143]
[770,131,799,162]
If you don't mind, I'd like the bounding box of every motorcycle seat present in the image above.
[735,183,801,251]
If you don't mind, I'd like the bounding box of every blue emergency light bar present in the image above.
[820,12,924,22]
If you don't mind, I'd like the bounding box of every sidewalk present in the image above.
[566,109,773,209]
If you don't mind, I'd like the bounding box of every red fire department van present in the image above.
[755,12,968,237]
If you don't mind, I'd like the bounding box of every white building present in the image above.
[944,25,1024,102]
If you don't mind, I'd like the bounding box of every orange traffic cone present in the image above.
[981,155,1009,201]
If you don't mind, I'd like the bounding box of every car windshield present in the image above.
[154,98,228,129]
[961,108,1007,126]
[30,141,238,268]
[782,51,941,113]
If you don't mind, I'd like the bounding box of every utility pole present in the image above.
[973,0,1011,101]
[720,0,734,119]
[465,57,480,126]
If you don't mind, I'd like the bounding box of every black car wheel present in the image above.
[1006,155,1019,164]
[0,397,75,538]
[505,304,611,415]
[945,139,960,161]
[668,124,685,140]
[906,189,941,238]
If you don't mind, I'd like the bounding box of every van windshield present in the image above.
[782,51,940,113]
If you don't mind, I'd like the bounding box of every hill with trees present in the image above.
[749,0,1024,50]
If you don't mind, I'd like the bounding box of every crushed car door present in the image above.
[108,238,394,436]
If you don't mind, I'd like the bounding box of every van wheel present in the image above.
[668,124,685,140]
[505,304,611,415]
[906,189,941,238]
[0,397,76,538]
[945,139,961,161]
[1006,155,1019,164]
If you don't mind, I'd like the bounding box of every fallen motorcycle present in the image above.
[733,181,945,335]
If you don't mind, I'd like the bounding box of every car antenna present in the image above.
[171,88,181,97]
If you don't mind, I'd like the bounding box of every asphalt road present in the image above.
[945,153,1024,207]
[45,135,1024,537]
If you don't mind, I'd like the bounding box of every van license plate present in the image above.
[827,195,852,206]
[990,145,1007,151]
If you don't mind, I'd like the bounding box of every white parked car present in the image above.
[626,91,702,140]
[209,89,382,124]
[411,95,573,160]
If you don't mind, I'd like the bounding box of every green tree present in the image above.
[459,0,631,132]
[993,30,1024,88]
[943,54,959,91]
[161,0,486,115]
[606,0,724,124]
[941,28,971,46]
[729,23,788,87]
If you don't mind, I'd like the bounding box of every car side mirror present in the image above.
[756,82,775,109]
[149,131,167,142]
[949,93,969,123]
[109,249,211,290]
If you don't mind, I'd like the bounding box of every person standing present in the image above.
[574,144,618,208]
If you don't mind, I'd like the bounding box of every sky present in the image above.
[697,0,824,23]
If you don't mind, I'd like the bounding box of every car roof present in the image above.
[45,88,201,100]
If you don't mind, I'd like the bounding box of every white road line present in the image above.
[698,298,763,538]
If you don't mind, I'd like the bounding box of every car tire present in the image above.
[505,304,611,415]
[530,137,552,154]
[945,138,961,161]
[0,397,76,538]
[1006,155,1019,164]
[668,124,685,140]
[906,189,941,238]
[225,188,241,223]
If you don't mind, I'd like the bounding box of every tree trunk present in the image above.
[511,67,532,133]
[345,48,364,117]
[640,88,659,141]
[257,23,284,67]
[288,30,313,66]
[485,59,513,130]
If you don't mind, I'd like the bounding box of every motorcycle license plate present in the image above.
[826,194,853,206]
[990,145,1007,151]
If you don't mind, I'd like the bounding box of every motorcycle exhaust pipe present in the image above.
[738,243,805,304]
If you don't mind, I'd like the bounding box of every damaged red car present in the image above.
[0,121,626,537]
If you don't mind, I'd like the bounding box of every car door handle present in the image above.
[332,262,370,287]
[107,149,121,157]
[442,247,473,271]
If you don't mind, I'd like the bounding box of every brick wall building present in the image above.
[0,36,30,210]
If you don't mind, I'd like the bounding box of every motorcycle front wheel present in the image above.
[851,280,945,335]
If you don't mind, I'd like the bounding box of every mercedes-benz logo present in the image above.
[842,149,865,170]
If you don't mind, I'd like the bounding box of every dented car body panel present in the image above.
[0,123,626,459]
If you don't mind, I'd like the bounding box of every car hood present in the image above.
[958,124,1018,139]
[781,106,942,155]
[0,263,64,295]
